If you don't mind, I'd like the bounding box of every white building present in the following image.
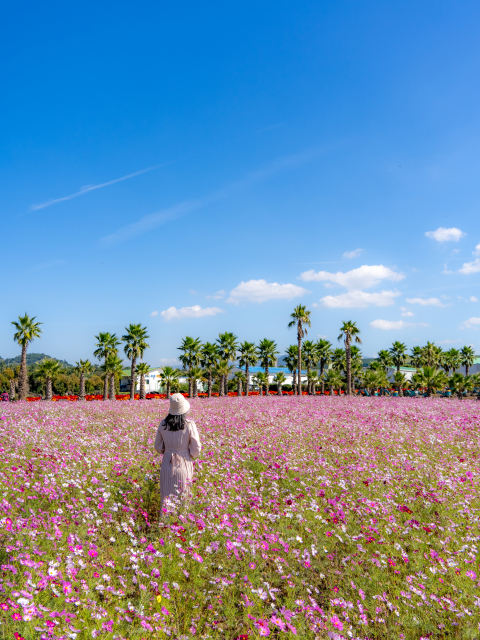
[234,366,307,389]
[119,368,203,393]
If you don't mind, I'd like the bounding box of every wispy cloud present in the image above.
[32,259,66,271]
[343,248,362,259]
[101,148,323,245]
[30,164,168,211]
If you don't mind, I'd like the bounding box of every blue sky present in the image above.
[2,0,480,365]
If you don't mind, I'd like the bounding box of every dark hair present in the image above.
[164,413,187,431]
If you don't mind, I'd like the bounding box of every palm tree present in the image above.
[445,348,461,374]
[75,359,93,401]
[421,342,442,368]
[102,353,124,400]
[135,362,150,400]
[419,366,447,397]
[256,339,279,395]
[377,349,393,373]
[190,366,204,397]
[449,372,472,399]
[284,345,299,394]
[12,314,43,400]
[288,305,311,396]
[122,324,150,401]
[307,370,319,395]
[94,333,121,401]
[200,342,219,398]
[393,371,408,396]
[389,341,407,396]
[460,346,476,377]
[338,321,362,396]
[331,348,346,373]
[35,359,63,401]
[410,346,422,370]
[216,332,238,396]
[273,371,287,395]
[316,339,332,394]
[440,351,452,378]
[159,366,181,399]
[362,369,379,395]
[253,372,268,396]
[178,337,202,398]
[324,369,343,396]
[214,360,234,395]
[233,371,246,397]
[302,340,319,395]
[238,341,257,398]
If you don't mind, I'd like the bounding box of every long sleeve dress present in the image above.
[154,419,202,511]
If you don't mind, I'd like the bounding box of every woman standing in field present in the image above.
[154,393,202,514]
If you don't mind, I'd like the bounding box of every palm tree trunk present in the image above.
[320,361,325,394]
[9,379,15,401]
[277,383,282,396]
[330,384,334,396]
[245,366,249,397]
[218,373,225,397]
[193,378,198,397]
[79,372,86,401]
[292,370,297,394]
[466,364,470,376]
[103,374,108,401]
[237,380,242,397]
[166,381,171,399]
[46,378,52,401]
[345,337,351,396]
[109,374,116,400]
[130,356,136,401]
[297,327,302,396]
[188,366,193,398]
[207,372,212,398]
[140,375,146,400]
[18,344,29,400]
[307,365,311,395]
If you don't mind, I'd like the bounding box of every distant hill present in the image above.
[0,353,74,368]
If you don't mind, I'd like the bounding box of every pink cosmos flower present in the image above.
[5,518,12,531]
[11,612,22,620]
[192,552,203,563]
[88,549,98,558]
[330,614,343,631]
[63,582,72,594]
[0,603,9,610]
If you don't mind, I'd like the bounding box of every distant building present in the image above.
[235,366,307,389]
[119,367,203,393]
[386,366,417,382]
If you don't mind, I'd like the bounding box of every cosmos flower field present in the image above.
[1,398,480,640]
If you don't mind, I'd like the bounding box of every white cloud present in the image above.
[158,358,181,366]
[299,264,404,290]
[227,279,309,304]
[471,296,479,302]
[425,227,465,242]
[400,307,414,317]
[320,290,399,308]
[151,311,158,317]
[343,248,362,259]
[206,290,225,300]
[370,319,428,330]
[461,317,480,329]
[160,305,225,321]
[318,334,328,339]
[405,297,447,307]
[30,164,164,211]
[438,339,461,344]
[459,258,480,274]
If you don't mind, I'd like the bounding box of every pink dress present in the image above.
[154,419,202,510]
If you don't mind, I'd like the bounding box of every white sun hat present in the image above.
[169,393,191,416]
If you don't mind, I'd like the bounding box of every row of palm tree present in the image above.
[9,310,478,401]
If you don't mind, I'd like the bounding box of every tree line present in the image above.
[4,308,478,401]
